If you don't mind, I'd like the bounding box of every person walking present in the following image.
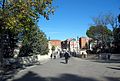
[59,51,63,58]
[50,54,53,59]
[107,53,111,60]
[64,51,70,64]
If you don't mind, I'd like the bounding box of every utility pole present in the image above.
[77,36,79,53]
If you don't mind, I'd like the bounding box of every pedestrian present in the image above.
[53,52,57,59]
[50,54,53,59]
[54,55,56,59]
[59,51,63,58]
[107,53,111,60]
[64,51,70,64]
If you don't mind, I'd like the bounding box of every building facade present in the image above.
[61,38,79,53]
[79,37,91,49]
[48,40,61,52]
[61,37,92,53]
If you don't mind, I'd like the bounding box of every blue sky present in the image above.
[38,0,120,41]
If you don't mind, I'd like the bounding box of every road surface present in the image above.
[12,57,120,81]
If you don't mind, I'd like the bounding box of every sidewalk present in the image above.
[1,56,50,81]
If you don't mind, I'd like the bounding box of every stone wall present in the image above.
[18,55,50,65]
[4,55,50,67]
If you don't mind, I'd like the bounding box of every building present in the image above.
[61,37,92,53]
[50,40,61,48]
[48,40,61,52]
[79,37,91,49]
[61,38,73,51]
[61,38,79,53]
[69,40,79,52]
[61,40,68,50]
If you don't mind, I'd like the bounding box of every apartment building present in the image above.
[79,37,91,49]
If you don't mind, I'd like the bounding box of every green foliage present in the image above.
[87,25,112,40]
[0,0,54,35]
[0,0,54,76]
[0,29,18,58]
[51,45,55,51]
[19,25,49,57]
[86,25,112,46]
[89,13,119,53]
[110,14,120,53]
[0,0,54,33]
[0,0,54,58]
[112,27,120,53]
[113,28,120,43]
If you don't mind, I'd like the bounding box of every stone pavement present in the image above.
[11,57,120,81]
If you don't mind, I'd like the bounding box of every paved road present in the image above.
[12,57,120,81]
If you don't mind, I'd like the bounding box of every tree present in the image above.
[19,25,49,57]
[111,14,120,53]
[37,30,49,55]
[0,0,55,76]
[86,25,112,41]
[118,14,120,24]
[112,28,120,53]
[51,45,55,53]
[88,13,120,53]
[86,25,112,49]
[92,13,118,28]
[0,0,54,57]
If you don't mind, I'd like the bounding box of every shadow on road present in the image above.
[91,59,120,63]
[13,71,120,81]
[0,68,19,81]
[105,77,120,81]
[13,71,45,81]
[107,67,120,70]
[60,62,66,64]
